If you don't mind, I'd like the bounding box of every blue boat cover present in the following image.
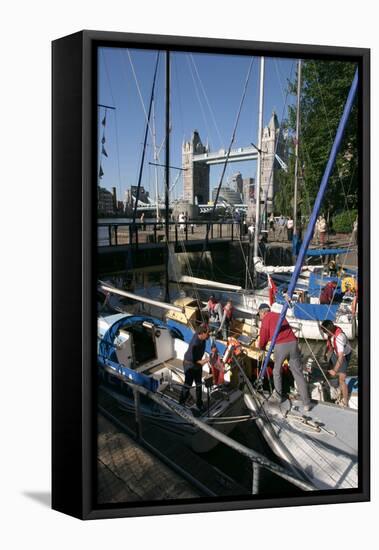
[308,273,342,297]
[306,248,349,256]
[98,357,159,392]
[293,303,339,321]
[98,315,166,392]
[346,376,358,394]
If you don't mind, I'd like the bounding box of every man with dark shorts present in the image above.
[179,325,210,410]
[321,320,352,407]
[257,303,311,411]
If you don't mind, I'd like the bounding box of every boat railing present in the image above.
[99,375,316,494]
[97,220,246,248]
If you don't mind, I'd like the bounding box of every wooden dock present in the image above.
[97,413,200,504]
[97,387,250,504]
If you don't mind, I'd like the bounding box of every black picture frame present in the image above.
[52,30,370,520]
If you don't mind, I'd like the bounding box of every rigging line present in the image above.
[101,50,123,201]
[298,146,316,217]
[177,227,212,320]
[283,241,358,353]
[170,170,182,193]
[310,61,357,224]
[302,140,357,223]
[189,54,226,149]
[302,335,333,388]
[101,50,116,106]
[132,52,160,226]
[97,108,106,184]
[324,241,356,322]
[238,237,254,289]
[198,57,255,268]
[125,49,156,144]
[302,165,357,323]
[113,110,124,204]
[341,163,358,215]
[274,58,287,105]
[186,55,212,143]
[151,99,166,211]
[260,60,296,207]
[281,412,354,470]
[300,133,339,219]
[189,54,238,182]
[173,239,207,324]
[172,56,185,141]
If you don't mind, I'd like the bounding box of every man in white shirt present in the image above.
[287,216,294,241]
[321,320,352,407]
[318,215,327,247]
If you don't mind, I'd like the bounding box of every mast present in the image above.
[152,100,160,220]
[258,69,358,381]
[293,59,302,236]
[254,57,265,259]
[132,52,160,226]
[164,50,170,302]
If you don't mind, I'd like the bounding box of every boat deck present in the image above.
[258,396,358,490]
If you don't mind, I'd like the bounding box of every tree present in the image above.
[274,60,358,223]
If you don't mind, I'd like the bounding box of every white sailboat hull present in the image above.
[181,283,356,340]
[245,393,358,490]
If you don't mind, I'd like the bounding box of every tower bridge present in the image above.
[135,202,247,213]
[182,113,285,212]
[192,146,258,165]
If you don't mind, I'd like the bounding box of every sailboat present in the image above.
[242,69,359,490]
[97,309,244,453]
[97,52,247,454]
[168,57,357,341]
[97,52,359,492]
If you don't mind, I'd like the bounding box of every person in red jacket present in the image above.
[209,344,225,385]
[320,280,337,304]
[321,320,352,407]
[257,303,311,411]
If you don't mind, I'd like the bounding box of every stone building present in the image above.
[212,187,243,206]
[124,186,151,211]
[260,111,285,212]
[247,111,285,219]
[182,131,210,205]
[229,172,243,195]
[98,186,115,216]
[243,177,255,204]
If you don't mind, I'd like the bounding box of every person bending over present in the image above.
[257,303,311,411]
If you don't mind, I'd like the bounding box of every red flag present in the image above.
[267,275,277,305]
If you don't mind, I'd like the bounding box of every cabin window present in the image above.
[128,324,157,366]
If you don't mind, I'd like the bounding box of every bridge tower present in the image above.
[260,111,284,213]
[182,131,210,205]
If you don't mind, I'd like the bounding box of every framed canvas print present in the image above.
[52,30,370,520]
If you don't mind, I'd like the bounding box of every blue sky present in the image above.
[98,47,298,204]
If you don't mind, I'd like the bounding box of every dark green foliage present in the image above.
[332,209,358,233]
[274,60,358,219]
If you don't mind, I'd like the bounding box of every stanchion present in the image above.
[252,461,261,494]
[133,388,142,441]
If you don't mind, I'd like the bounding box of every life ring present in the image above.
[341,276,356,293]
[227,336,242,355]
